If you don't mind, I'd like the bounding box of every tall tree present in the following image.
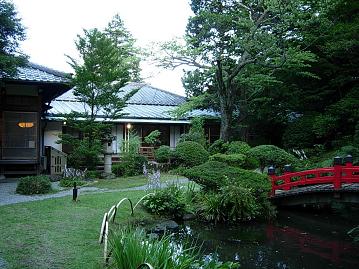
[159,0,317,141]
[0,0,27,75]
[62,15,141,169]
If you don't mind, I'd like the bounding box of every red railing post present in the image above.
[268,166,276,196]
[333,156,342,190]
[345,155,353,168]
[283,164,292,190]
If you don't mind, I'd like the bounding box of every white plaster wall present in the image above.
[112,124,124,153]
[44,121,63,151]
[170,125,182,148]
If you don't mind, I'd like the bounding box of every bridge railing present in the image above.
[269,155,359,196]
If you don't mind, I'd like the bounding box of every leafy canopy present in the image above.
[0,0,27,75]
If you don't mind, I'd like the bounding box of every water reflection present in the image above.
[179,210,359,269]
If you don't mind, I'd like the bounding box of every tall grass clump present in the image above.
[109,228,239,269]
[109,229,199,269]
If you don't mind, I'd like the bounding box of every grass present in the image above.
[90,173,185,190]
[0,190,164,269]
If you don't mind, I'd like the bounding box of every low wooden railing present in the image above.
[98,193,155,264]
[269,156,359,196]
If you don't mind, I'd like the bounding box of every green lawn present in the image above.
[89,173,185,190]
[0,190,163,269]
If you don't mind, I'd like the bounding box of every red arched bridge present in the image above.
[269,156,359,206]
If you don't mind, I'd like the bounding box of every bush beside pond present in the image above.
[248,145,298,171]
[16,175,52,195]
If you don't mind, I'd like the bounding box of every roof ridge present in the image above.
[147,84,186,99]
[28,62,71,78]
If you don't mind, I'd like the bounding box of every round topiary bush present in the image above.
[155,145,173,163]
[227,141,251,155]
[175,141,209,167]
[248,145,298,172]
[16,175,52,195]
[208,139,229,155]
[209,153,246,167]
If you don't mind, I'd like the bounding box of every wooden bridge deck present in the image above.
[272,183,359,198]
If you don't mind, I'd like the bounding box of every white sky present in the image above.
[12,0,193,96]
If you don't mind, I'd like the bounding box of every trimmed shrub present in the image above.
[59,177,86,187]
[248,145,299,171]
[208,139,229,155]
[154,145,172,163]
[174,141,209,167]
[182,161,271,191]
[142,184,188,219]
[243,156,260,170]
[16,175,52,195]
[227,141,251,155]
[112,154,147,177]
[210,153,246,167]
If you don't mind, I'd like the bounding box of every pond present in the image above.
[179,208,359,269]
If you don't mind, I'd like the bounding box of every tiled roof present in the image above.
[2,62,70,84]
[48,82,218,122]
[56,82,186,106]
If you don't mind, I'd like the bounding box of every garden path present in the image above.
[0,178,188,206]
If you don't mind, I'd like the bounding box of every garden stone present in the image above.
[153,220,179,233]
[182,213,196,221]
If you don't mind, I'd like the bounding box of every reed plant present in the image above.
[109,228,199,269]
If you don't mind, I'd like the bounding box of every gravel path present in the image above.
[0,178,188,206]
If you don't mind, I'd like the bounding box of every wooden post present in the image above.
[283,164,292,190]
[268,166,276,196]
[333,156,342,190]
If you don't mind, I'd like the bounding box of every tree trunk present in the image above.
[219,105,233,142]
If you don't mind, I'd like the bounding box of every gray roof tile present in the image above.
[48,82,218,121]
[2,62,70,84]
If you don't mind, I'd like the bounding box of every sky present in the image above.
[12,0,193,96]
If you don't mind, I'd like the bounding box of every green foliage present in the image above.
[16,176,52,195]
[61,15,140,170]
[85,170,100,179]
[195,174,274,222]
[112,154,147,177]
[143,130,161,146]
[175,141,209,167]
[154,145,173,163]
[122,131,141,155]
[197,185,259,222]
[158,0,317,141]
[60,131,102,170]
[59,177,86,188]
[283,116,317,149]
[0,0,27,75]
[210,153,246,167]
[248,145,298,171]
[208,139,229,155]
[142,184,188,219]
[336,145,359,165]
[179,117,207,147]
[227,141,251,155]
